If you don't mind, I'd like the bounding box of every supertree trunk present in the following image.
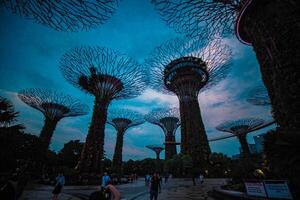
[179,96,211,168]
[240,0,300,133]
[77,98,108,174]
[112,129,125,177]
[155,152,161,172]
[237,134,250,158]
[165,134,177,160]
[39,117,59,149]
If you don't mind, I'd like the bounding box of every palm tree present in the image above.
[0,96,23,131]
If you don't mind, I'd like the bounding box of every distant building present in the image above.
[232,133,267,159]
[253,133,266,153]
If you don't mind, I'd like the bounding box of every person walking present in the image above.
[164,173,169,183]
[199,173,204,184]
[101,172,111,188]
[149,172,161,200]
[52,172,65,200]
[145,174,150,186]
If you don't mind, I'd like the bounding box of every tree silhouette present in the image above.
[0,96,23,131]
[107,108,144,177]
[58,140,84,169]
[145,107,180,160]
[60,46,146,174]
[18,88,89,149]
[0,0,119,31]
[146,37,232,169]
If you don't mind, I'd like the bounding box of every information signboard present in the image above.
[245,180,267,197]
[264,180,293,199]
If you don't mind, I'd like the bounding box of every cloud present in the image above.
[136,88,178,107]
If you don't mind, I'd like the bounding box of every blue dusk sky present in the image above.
[0,0,274,160]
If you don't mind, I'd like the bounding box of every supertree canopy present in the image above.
[145,107,180,160]
[152,0,242,39]
[216,118,266,157]
[247,85,271,106]
[152,0,300,136]
[60,46,146,174]
[18,88,89,149]
[0,0,119,31]
[146,37,231,169]
[107,108,145,176]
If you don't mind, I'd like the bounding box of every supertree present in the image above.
[145,107,180,160]
[215,118,269,157]
[247,85,271,106]
[152,0,300,135]
[0,0,119,31]
[146,145,164,160]
[17,88,89,149]
[107,108,145,177]
[60,46,146,174]
[146,37,232,169]
[146,145,165,172]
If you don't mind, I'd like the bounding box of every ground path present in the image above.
[20,178,228,200]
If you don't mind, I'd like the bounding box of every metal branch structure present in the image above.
[107,109,145,177]
[152,0,242,39]
[247,85,271,106]
[216,118,266,157]
[152,0,300,135]
[18,88,89,149]
[60,46,146,174]
[146,37,232,169]
[145,107,180,160]
[0,0,119,31]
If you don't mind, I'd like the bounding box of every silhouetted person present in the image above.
[164,173,169,183]
[149,172,161,200]
[52,172,65,200]
[192,168,198,186]
[199,173,204,184]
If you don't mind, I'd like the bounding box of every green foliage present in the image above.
[123,158,157,175]
[0,129,45,173]
[58,140,83,168]
[208,152,232,178]
[164,154,193,177]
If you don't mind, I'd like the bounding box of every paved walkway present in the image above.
[20,178,228,200]
[20,180,146,200]
[135,178,228,200]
